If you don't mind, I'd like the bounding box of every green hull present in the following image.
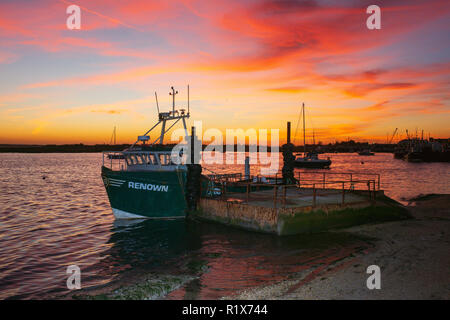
[101,166,187,219]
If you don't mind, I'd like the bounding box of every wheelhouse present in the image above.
[103,150,185,172]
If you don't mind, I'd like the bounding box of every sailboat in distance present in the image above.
[294,103,332,169]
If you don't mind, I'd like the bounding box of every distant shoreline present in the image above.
[0,143,398,153]
[0,144,131,153]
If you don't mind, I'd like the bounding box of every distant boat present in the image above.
[358,149,374,156]
[402,137,450,163]
[294,103,332,169]
[294,152,332,168]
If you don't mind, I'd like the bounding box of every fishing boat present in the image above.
[294,103,332,169]
[101,86,191,219]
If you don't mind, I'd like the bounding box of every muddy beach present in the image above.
[227,194,450,300]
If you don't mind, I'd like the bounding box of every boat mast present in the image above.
[110,126,116,145]
[303,102,306,154]
[131,86,190,147]
[169,86,178,115]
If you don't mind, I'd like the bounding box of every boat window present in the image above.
[130,154,137,165]
[136,154,144,165]
[148,153,157,165]
[143,154,149,163]
[125,155,132,166]
[159,154,172,166]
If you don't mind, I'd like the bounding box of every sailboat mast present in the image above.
[303,103,306,154]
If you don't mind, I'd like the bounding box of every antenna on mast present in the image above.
[131,86,190,147]
[169,86,178,114]
[187,84,190,115]
[155,92,160,114]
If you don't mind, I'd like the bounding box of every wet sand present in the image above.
[227,194,450,300]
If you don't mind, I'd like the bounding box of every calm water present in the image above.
[0,153,448,299]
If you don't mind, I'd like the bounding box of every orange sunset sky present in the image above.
[0,0,449,145]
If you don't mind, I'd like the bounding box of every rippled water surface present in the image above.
[0,153,448,299]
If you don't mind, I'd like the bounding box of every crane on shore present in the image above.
[388,128,398,144]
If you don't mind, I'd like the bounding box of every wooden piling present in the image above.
[287,121,291,144]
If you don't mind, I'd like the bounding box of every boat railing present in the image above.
[102,151,127,171]
[204,170,380,191]
[241,171,380,190]
[206,173,243,183]
[204,170,381,208]
[292,171,381,191]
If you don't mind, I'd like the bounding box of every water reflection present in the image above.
[107,219,202,269]
[98,218,373,299]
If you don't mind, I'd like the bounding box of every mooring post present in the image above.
[281,121,296,185]
[287,121,291,144]
[342,182,345,204]
[273,185,278,209]
[246,182,250,203]
[186,126,202,213]
[313,184,316,207]
[323,172,326,189]
[373,181,377,201]
[245,156,250,180]
[190,126,195,164]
